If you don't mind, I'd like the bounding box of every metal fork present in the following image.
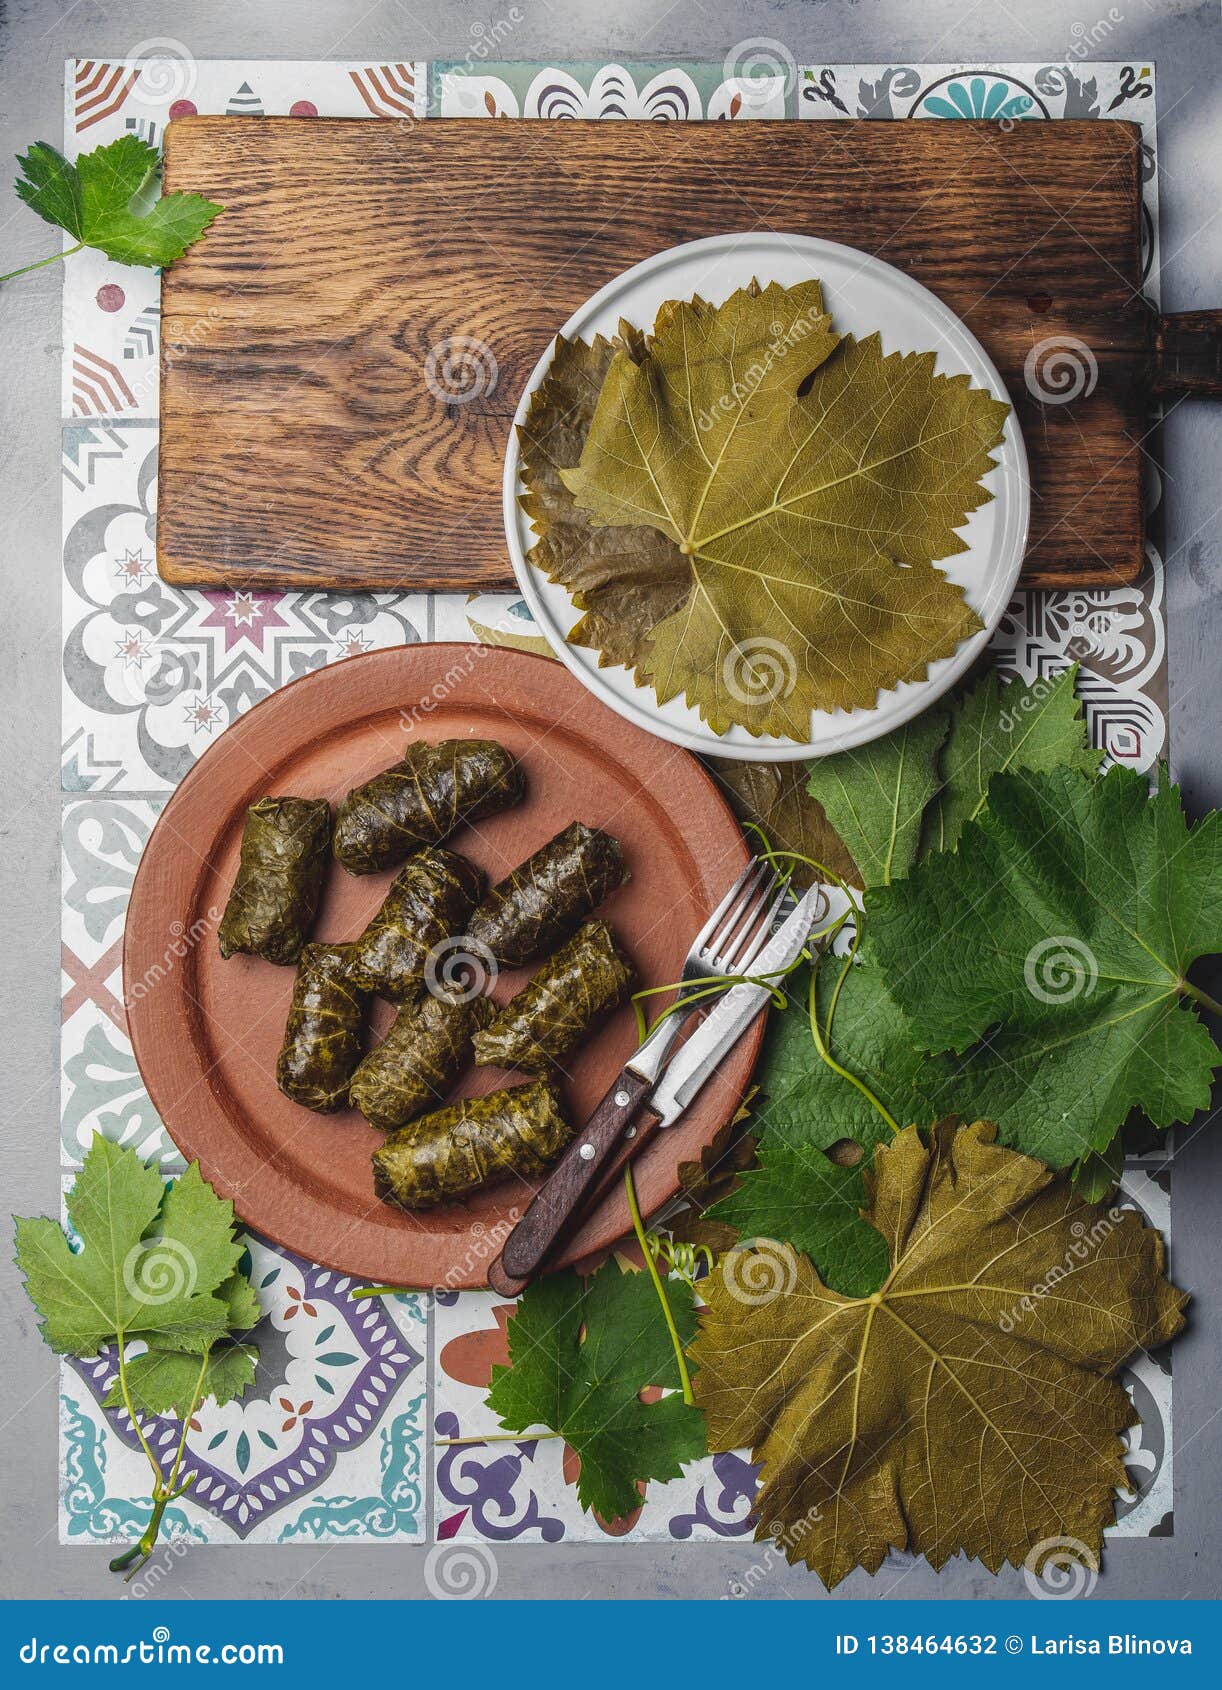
[486,857,794,1296]
[627,855,794,1092]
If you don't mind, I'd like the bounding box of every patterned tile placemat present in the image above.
[58,55,1172,1556]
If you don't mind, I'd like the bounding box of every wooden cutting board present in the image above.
[159,116,1174,593]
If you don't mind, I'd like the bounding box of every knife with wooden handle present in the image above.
[486,885,824,1297]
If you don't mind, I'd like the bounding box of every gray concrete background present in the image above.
[1,0,1220,1603]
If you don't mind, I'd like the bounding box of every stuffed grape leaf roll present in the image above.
[276,943,367,1112]
[372,1080,571,1209]
[346,847,484,1001]
[218,796,331,965]
[349,991,496,1132]
[467,821,629,967]
[473,920,637,1074]
[333,739,523,875]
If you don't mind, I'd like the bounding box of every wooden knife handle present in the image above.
[1151,311,1222,397]
[487,1071,660,1294]
[486,1106,667,1298]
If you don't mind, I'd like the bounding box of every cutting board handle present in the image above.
[1151,311,1222,397]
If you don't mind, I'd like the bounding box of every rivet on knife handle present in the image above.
[497,1070,657,1284]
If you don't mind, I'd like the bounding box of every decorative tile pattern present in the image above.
[431,1286,757,1545]
[431,1165,1172,1548]
[58,57,1175,1555]
[61,428,430,792]
[61,1257,426,1546]
[60,799,173,1167]
[432,59,788,121]
[61,59,426,420]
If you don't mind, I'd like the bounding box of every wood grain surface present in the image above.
[160,116,1151,592]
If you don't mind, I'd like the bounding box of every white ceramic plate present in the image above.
[503,232,1030,762]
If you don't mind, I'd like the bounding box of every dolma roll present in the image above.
[373,1080,572,1209]
[349,992,496,1132]
[218,796,331,965]
[473,920,637,1075]
[346,847,484,1001]
[276,943,367,1112]
[333,739,523,875]
[467,821,629,967]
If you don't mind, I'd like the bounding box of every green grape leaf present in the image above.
[13,136,220,268]
[692,1120,1186,1589]
[217,1267,262,1332]
[103,1338,258,1418]
[804,709,949,888]
[926,664,1101,852]
[560,282,1007,736]
[486,1261,706,1522]
[14,1139,244,1357]
[1071,1136,1127,1204]
[710,960,924,1295]
[868,765,1222,1164]
[14,141,82,235]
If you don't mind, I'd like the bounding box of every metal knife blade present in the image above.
[648,882,823,1127]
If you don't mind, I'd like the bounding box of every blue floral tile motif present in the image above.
[914,73,1044,121]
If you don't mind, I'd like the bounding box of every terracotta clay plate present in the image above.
[124,645,759,1289]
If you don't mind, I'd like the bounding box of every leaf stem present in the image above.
[350,1284,412,1300]
[163,1351,208,1498]
[114,1338,162,1480]
[108,1340,208,1579]
[807,962,901,1134]
[624,1164,696,1406]
[0,241,84,283]
[1180,978,1222,1020]
[741,830,858,908]
[435,1430,563,1445]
